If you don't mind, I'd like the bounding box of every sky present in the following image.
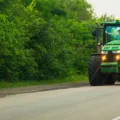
[87,0,120,18]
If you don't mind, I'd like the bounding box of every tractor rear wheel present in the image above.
[88,55,105,86]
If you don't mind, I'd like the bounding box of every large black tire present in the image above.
[88,55,105,86]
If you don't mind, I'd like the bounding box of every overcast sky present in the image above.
[87,0,120,17]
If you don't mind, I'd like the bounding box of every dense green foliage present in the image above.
[0,0,109,81]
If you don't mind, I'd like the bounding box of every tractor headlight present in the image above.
[101,55,107,61]
[115,55,120,61]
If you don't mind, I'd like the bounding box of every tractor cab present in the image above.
[102,19,120,50]
[88,19,120,86]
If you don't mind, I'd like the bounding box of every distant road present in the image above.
[0,85,120,120]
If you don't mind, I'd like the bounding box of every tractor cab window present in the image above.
[105,26,120,42]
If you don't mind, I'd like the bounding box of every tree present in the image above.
[0,0,96,81]
[98,13,115,22]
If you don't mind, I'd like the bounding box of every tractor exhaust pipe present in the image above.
[96,23,101,53]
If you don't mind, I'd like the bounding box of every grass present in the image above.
[0,75,88,89]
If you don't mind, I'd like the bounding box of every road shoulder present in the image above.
[0,82,89,98]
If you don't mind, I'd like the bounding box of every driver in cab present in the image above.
[115,29,120,40]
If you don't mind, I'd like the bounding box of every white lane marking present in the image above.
[113,116,120,120]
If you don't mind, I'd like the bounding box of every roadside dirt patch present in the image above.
[0,82,89,98]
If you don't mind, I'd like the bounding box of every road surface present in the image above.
[0,85,120,120]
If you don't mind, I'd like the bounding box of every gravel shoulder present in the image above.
[0,82,89,98]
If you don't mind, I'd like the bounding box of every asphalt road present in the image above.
[1,85,120,120]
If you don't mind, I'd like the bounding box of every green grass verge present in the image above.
[0,75,88,89]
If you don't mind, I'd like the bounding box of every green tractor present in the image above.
[88,19,120,86]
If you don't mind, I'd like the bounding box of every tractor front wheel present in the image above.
[88,55,105,86]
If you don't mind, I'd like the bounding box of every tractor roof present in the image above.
[101,19,120,26]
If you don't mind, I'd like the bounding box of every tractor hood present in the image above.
[106,40,120,45]
[102,40,120,51]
